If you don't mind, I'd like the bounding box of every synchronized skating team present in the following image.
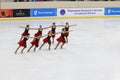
[15,22,76,54]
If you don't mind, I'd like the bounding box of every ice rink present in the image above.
[0,18,120,80]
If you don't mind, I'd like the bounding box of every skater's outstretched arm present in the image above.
[69,24,77,27]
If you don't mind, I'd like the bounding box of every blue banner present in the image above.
[105,8,120,15]
[30,8,57,17]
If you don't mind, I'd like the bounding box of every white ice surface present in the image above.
[0,18,120,80]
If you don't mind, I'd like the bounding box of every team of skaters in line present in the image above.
[15,22,76,54]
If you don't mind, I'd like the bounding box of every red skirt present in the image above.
[34,33,42,37]
[43,38,51,44]
[65,32,69,37]
[52,31,55,38]
[57,36,65,43]
[22,32,29,36]
[31,40,39,47]
[18,40,26,47]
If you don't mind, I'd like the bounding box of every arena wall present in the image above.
[1,1,120,9]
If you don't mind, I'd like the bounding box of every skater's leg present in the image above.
[15,46,21,54]
[65,37,68,43]
[34,46,37,52]
[39,43,45,50]
[27,45,33,52]
[52,37,54,44]
[48,44,51,50]
[21,47,26,53]
[54,42,60,50]
[60,43,65,49]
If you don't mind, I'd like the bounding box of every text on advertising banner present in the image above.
[13,9,30,17]
[105,7,120,15]
[57,8,104,16]
[30,8,57,17]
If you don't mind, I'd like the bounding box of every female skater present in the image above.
[27,35,41,52]
[54,28,73,50]
[19,25,30,41]
[54,28,66,50]
[64,22,70,43]
[50,22,57,44]
[33,25,43,38]
[15,35,30,54]
[39,31,52,50]
[63,22,77,43]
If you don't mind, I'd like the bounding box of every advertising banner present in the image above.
[13,9,30,17]
[0,9,13,18]
[30,8,57,17]
[105,7,120,15]
[57,8,104,16]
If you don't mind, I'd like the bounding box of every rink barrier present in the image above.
[0,7,120,20]
[0,16,120,20]
[1,2,120,20]
[0,8,120,20]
